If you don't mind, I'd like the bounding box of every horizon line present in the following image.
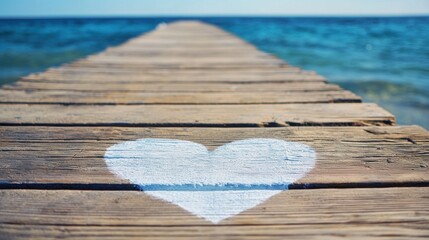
[1,14,429,19]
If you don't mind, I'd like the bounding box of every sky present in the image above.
[0,0,429,17]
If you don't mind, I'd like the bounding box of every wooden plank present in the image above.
[102,49,273,57]
[62,63,292,70]
[0,90,361,104]
[80,55,283,62]
[35,66,304,75]
[73,61,284,69]
[0,187,428,239]
[104,42,269,51]
[74,56,281,66]
[0,103,394,126]
[125,37,250,43]
[73,56,284,65]
[27,71,325,83]
[3,82,342,92]
[0,126,427,186]
[109,34,258,40]
[27,67,326,83]
[32,65,300,73]
[103,43,260,48]
[97,45,262,53]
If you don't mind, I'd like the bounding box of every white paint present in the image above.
[148,190,281,224]
[105,138,316,223]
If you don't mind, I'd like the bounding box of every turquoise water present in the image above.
[1,17,428,128]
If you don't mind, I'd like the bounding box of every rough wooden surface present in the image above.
[0,103,394,126]
[0,188,428,239]
[0,21,391,126]
[0,126,427,186]
[24,70,324,83]
[0,89,361,104]
[4,81,341,92]
[0,20,428,239]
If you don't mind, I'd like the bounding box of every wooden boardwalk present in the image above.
[0,21,428,239]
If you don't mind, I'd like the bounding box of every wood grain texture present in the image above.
[3,82,342,92]
[25,65,323,81]
[0,89,361,104]
[0,187,428,239]
[0,103,393,126]
[74,55,285,64]
[0,126,427,186]
[28,70,323,83]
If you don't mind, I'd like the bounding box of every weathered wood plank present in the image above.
[40,65,299,72]
[27,66,326,83]
[0,126,426,186]
[37,66,310,75]
[0,187,428,239]
[56,63,290,70]
[3,223,427,240]
[108,36,259,45]
[4,82,342,92]
[97,45,262,53]
[0,90,360,104]
[71,59,285,67]
[0,103,393,126]
[93,45,265,54]
[101,49,273,57]
[77,54,280,63]
[92,54,278,61]
[26,71,325,83]
[35,66,303,74]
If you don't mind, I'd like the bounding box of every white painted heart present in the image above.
[104,138,316,223]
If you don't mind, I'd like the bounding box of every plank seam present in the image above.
[1,181,428,191]
[0,101,362,105]
[0,121,395,127]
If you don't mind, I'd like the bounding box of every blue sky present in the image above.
[0,0,429,17]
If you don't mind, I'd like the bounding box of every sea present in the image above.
[0,17,428,128]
